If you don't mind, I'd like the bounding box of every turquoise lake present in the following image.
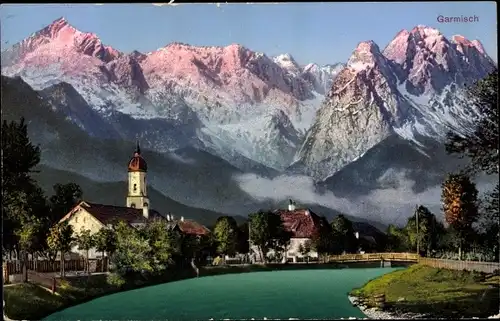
[46,267,402,320]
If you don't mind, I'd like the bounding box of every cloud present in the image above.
[234,170,497,226]
[168,152,197,165]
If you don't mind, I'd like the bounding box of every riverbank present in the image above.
[349,264,500,319]
[5,262,374,320]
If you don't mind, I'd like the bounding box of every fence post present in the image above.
[51,277,56,294]
[3,263,8,284]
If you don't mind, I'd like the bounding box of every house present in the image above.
[59,142,210,258]
[250,200,326,262]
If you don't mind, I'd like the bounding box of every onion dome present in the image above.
[128,141,147,172]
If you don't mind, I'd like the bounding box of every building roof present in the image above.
[273,208,324,238]
[79,202,163,225]
[128,142,147,172]
[61,201,210,236]
[166,219,211,236]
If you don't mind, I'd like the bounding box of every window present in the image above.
[133,184,137,192]
[143,202,148,207]
[83,217,86,223]
[75,217,78,223]
[131,203,136,208]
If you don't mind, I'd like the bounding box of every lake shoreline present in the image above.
[348,295,427,319]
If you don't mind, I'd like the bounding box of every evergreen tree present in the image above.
[2,118,43,256]
[49,183,83,223]
[331,215,358,254]
[236,221,250,254]
[445,71,498,176]
[310,216,335,260]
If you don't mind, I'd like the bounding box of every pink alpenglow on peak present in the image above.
[452,35,488,55]
[471,40,487,55]
[7,16,121,65]
[410,25,442,38]
[452,35,474,46]
[347,41,383,72]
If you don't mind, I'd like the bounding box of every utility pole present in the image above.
[415,205,420,256]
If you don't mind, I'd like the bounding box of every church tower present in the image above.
[126,141,149,213]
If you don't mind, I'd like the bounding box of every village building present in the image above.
[59,142,210,259]
[250,200,326,262]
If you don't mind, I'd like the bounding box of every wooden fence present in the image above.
[418,257,500,274]
[327,252,419,263]
[4,258,109,276]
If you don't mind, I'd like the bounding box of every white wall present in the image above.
[250,238,318,262]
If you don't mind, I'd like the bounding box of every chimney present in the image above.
[142,203,149,219]
[181,216,184,222]
[355,232,359,239]
[288,199,296,211]
[305,209,310,216]
[171,214,175,221]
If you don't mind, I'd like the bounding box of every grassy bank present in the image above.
[350,264,500,318]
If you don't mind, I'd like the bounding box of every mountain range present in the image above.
[1,17,497,227]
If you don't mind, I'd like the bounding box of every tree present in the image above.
[441,172,479,259]
[331,215,358,254]
[2,118,43,258]
[49,183,83,224]
[17,216,44,282]
[248,211,289,263]
[213,216,239,260]
[108,221,153,286]
[405,206,444,256]
[385,224,409,252]
[299,240,313,263]
[94,228,117,272]
[141,219,182,273]
[445,71,498,176]
[310,216,335,260]
[46,221,75,277]
[479,184,499,261]
[76,229,95,274]
[236,221,250,254]
[1,117,41,193]
[180,233,212,276]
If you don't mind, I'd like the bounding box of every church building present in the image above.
[59,142,210,258]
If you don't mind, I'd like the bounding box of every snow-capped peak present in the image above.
[347,41,384,72]
[410,25,442,37]
[273,53,301,75]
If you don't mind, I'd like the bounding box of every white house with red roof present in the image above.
[250,200,326,262]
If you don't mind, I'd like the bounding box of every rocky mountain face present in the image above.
[294,25,496,180]
[1,17,341,171]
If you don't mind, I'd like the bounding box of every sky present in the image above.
[0,2,497,66]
